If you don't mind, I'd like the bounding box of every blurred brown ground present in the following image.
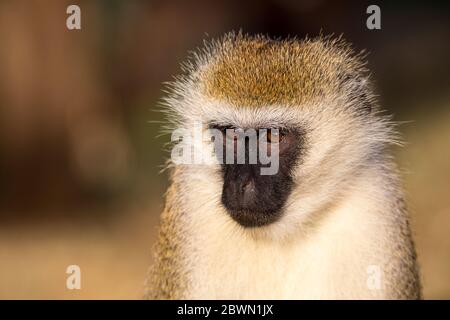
[0,0,449,299]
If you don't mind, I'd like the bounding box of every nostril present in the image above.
[241,179,255,194]
[239,179,256,208]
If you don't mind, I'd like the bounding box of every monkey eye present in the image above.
[209,124,288,144]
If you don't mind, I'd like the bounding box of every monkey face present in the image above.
[163,33,390,239]
[211,125,302,227]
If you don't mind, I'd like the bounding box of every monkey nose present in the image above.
[241,179,255,193]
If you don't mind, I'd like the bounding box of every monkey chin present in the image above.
[224,207,284,228]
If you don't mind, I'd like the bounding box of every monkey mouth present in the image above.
[221,163,292,228]
[224,207,283,228]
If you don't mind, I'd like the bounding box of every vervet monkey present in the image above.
[145,33,421,299]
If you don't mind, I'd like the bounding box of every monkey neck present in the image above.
[176,164,408,299]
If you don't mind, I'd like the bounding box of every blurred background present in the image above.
[0,0,449,299]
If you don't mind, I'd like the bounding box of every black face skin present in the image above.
[210,125,302,228]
